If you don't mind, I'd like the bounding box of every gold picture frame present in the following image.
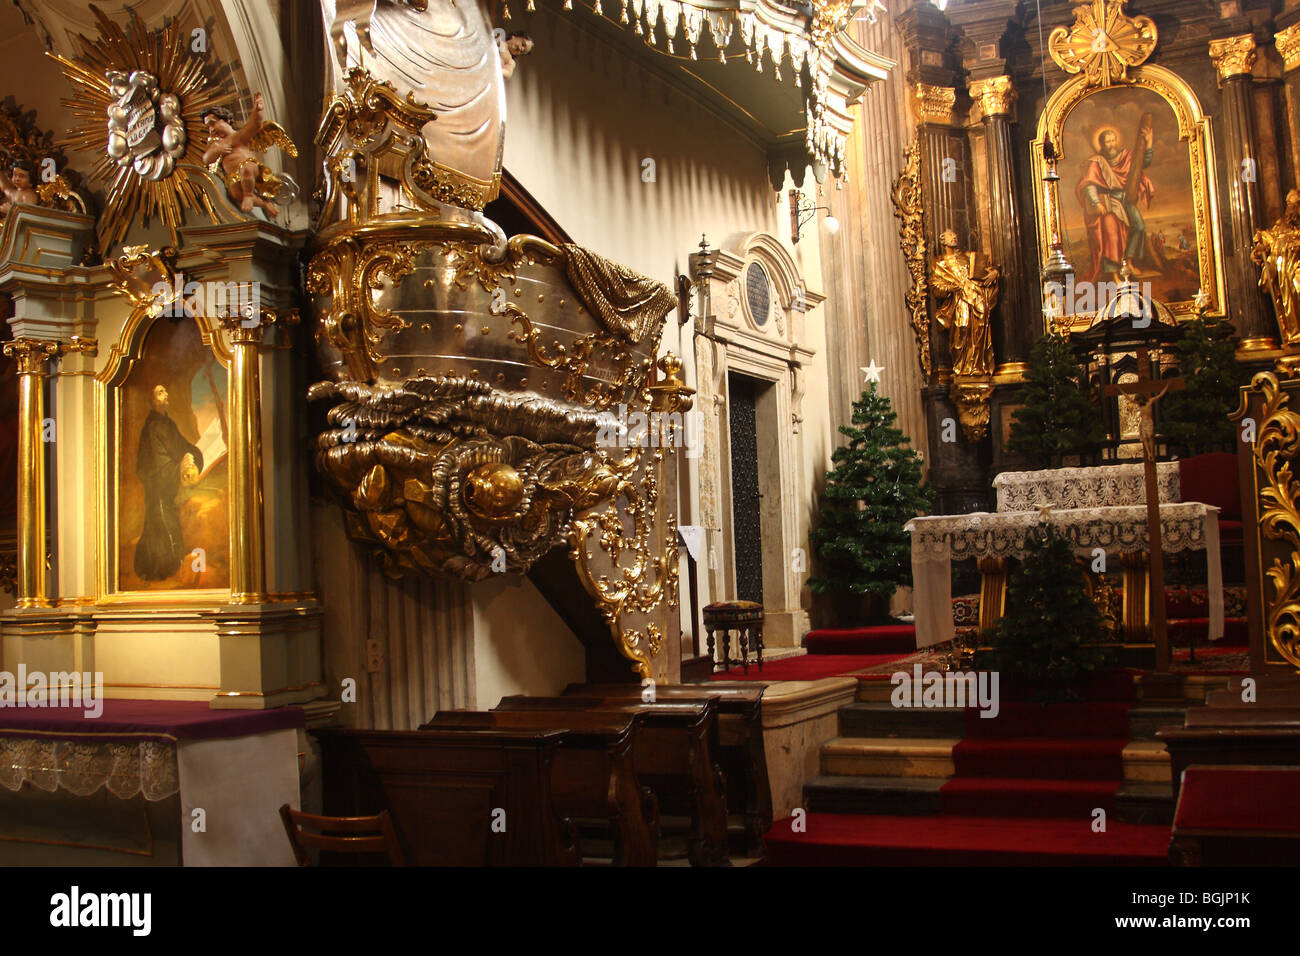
[1032,65,1226,332]
[95,302,234,606]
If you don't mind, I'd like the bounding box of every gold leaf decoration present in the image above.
[49,5,238,249]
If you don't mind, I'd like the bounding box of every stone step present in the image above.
[837,702,966,738]
[1128,706,1187,740]
[803,775,1173,824]
[820,737,958,778]
[819,736,1171,783]
[837,701,1185,742]
[804,775,945,815]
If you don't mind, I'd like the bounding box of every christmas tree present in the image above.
[1158,313,1247,456]
[1005,331,1104,468]
[977,526,1114,702]
[809,384,931,612]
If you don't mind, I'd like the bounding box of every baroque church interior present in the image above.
[0,0,1298,895]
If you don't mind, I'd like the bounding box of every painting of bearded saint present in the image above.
[117,317,230,592]
[1062,86,1202,304]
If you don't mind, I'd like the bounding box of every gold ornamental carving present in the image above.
[312,1,681,677]
[50,6,239,248]
[969,76,1017,118]
[1251,372,1300,669]
[1252,188,1300,365]
[0,100,87,219]
[1276,23,1300,73]
[1048,0,1157,89]
[890,138,930,378]
[912,84,957,126]
[1208,34,1257,82]
[930,230,1000,442]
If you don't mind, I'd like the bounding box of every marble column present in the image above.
[2,339,59,609]
[969,75,1033,378]
[219,309,296,605]
[1276,23,1300,192]
[1210,35,1272,350]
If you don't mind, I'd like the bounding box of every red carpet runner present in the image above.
[765,671,1173,865]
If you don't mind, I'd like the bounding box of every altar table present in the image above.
[993,462,1181,512]
[0,700,303,865]
[905,502,1223,648]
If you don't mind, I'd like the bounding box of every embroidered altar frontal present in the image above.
[0,701,303,865]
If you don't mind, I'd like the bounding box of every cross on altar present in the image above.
[1103,347,1184,672]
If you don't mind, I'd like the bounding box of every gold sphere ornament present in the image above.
[462,462,525,518]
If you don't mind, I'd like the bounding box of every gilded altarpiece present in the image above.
[96,305,232,603]
[1032,65,1226,331]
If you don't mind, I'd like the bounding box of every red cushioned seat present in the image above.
[1174,766,1300,833]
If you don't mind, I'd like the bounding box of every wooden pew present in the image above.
[1158,707,1300,801]
[1171,765,1300,865]
[421,709,658,866]
[314,727,578,866]
[564,681,772,855]
[495,695,730,866]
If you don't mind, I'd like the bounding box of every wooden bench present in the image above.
[564,681,771,855]
[421,709,657,866]
[314,726,577,866]
[495,695,730,866]
[1158,707,1300,801]
[1171,765,1300,865]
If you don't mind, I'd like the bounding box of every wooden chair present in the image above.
[279,804,407,866]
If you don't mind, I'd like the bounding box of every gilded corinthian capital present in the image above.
[969,76,1016,119]
[1209,34,1257,81]
[912,84,957,125]
[1276,23,1300,73]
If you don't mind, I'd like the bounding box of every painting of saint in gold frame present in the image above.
[1032,66,1225,331]
[102,312,231,599]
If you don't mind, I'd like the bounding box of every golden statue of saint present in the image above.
[930,229,1000,377]
[1252,188,1300,347]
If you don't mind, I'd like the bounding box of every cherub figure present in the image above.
[497,31,534,80]
[201,93,298,218]
[0,159,39,216]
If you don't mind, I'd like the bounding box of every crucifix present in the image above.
[1103,344,1184,672]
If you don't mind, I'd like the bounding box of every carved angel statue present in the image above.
[1251,188,1300,348]
[930,229,1000,378]
[0,158,39,216]
[201,93,298,218]
[497,31,534,80]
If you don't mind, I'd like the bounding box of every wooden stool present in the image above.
[702,601,764,674]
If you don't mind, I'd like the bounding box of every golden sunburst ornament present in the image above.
[49,5,238,250]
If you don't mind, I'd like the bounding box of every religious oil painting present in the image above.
[114,316,230,593]
[1060,86,1199,303]
[1035,67,1224,330]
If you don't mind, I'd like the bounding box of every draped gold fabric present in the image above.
[562,244,676,346]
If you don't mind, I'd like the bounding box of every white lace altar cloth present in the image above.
[0,737,178,800]
[993,462,1181,513]
[905,502,1222,648]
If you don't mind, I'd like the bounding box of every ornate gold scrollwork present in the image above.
[566,446,678,678]
[1252,371,1300,669]
[1048,0,1157,89]
[506,303,650,412]
[306,238,431,380]
[891,138,930,379]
